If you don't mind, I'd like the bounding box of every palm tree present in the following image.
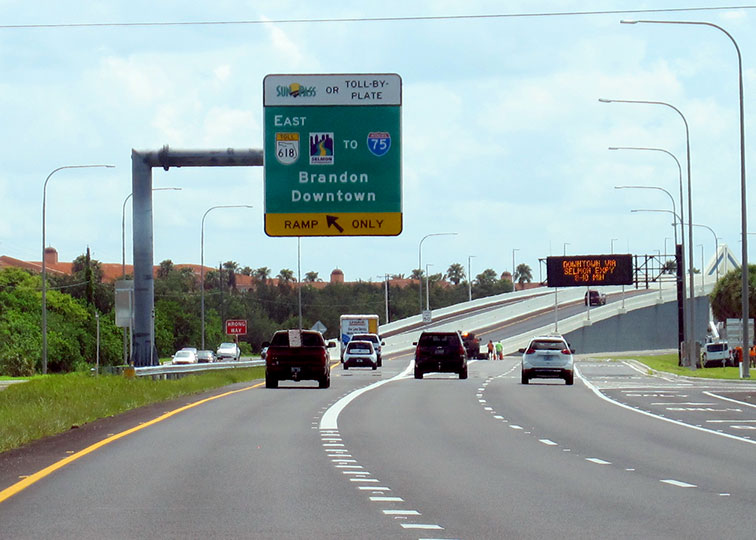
[446,263,465,285]
[514,263,533,285]
[254,267,271,282]
[304,271,320,282]
[476,268,498,286]
[157,259,174,278]
[223,261,238,290]
[277,268,295,284]
[410,268,424,280]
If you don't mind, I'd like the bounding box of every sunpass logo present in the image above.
[276,83,317,98]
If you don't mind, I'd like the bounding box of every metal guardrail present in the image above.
[133,359,264,378]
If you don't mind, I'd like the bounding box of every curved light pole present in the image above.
[601,97,695,369]
[620,18,747,376]
[609,146,684,247]
[42,164,114,374]
[418,232,457,313]
[201,204,253,350]
[614,185,678,246]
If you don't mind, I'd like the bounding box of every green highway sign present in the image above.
[263,73,402,237]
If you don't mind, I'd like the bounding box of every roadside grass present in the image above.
[612,353,744,379]
[0,367,264,454]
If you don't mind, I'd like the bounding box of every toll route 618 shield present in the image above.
[275,132,300,165]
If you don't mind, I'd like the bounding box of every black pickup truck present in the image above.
[263,329,334,388]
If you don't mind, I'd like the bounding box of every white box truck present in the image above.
[339,314,379,361]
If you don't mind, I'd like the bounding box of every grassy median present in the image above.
[0,368,264,454]
[614,353,746,380]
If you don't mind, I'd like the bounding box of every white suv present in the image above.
[520,334,575,385]
[351,333,384,367]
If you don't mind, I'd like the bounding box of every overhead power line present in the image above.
[1,6,755,30]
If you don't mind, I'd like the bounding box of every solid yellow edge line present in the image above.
[0,381,264,504]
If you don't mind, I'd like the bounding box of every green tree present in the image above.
[446,263,465,285]
[157,259,175,278]
[514,263,533,285]
[304,271,320,282]
[254,267,271,282]
[277,269,295,284]
[710,266,756,321]
[223,261,239,290]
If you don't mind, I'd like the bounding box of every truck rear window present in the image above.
[418,334,460,347]
[270,331,325,347]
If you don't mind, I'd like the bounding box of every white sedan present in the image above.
[172,349,198,364]
[216,342,241,361]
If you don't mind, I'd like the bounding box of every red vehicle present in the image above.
[263,329,335,389]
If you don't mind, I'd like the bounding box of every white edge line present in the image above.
[705,391,756,409]
[320,362,413,430]
[575,366,756,446]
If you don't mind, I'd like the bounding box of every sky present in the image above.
[1,1,755,285]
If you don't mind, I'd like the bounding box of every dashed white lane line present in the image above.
[383,509,420,516]
[586,458,611,465]
[539,439,558,446]
[401,523,444,530]
[661,479,697,488]
[370,496,404,502]
[509,425,524,430]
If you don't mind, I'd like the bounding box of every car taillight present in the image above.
[459,346,466,356]
[526,348,535,354]
[561,348,570,355]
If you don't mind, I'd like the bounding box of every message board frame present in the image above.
[546,254,634,287]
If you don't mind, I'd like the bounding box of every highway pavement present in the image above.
[1,349,755,539]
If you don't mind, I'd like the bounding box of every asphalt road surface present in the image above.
[1,352,755,539]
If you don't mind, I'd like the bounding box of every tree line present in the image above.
[3,249,755,377]
[0,251,534,376]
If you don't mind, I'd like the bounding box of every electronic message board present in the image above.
[546,254,633,287]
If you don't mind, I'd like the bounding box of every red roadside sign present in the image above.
[225,319,247,335]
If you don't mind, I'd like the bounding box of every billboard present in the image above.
[547,254,633,287]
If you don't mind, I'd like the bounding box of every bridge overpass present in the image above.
[380,278,714,357]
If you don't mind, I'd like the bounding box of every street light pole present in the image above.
[512,248,519,291]
[563,243,570,256]
[601,97,695,369]
[619,18,747,376]
[377,274,390,323]
[418,232,457,314]
[425,263,433,312]
[467,255,475,302]
[42,164,113,374]
[201,205,252,350]
[611,238,618,255]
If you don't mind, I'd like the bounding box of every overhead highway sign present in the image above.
[263,73,402,237]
